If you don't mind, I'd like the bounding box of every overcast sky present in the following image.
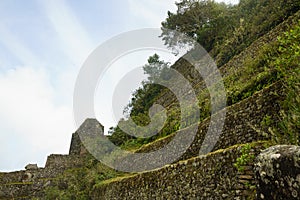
[0,0,239,171]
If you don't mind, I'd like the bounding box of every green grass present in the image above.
[43,159,126,199]
[1,182,33,186]
[45,15,300,200]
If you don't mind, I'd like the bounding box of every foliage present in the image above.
[261,115,273,127]
[161,0,234,52]
[217,0,300,66]
[108,0,300,151]
[271,21,300,144]
[225,20,300,145]
[107,122,135,146]
[142,53,170,83]
[234,144,255,172]
[161,0,300,67]
[44,159,124,199]
[240,20,300,145]
[225,43,279,105]
[108,54,173,147]
[122,54,170,117]
[41,3,300,199]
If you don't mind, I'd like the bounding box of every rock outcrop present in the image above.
[255,145,300,199]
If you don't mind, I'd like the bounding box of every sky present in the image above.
[0,0,239,171]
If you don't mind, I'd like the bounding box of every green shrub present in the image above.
[234,144,255,172]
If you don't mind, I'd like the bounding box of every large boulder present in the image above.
[254,145,300,199]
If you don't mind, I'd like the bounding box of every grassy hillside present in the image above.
[41,1,300,199]
[110,10,300,152]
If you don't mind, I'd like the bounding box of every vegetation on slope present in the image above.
[267,22,300,143]
[44,156,125,199]
[106,0,300,151]
[43,0,300,198]
[161,0,300,66]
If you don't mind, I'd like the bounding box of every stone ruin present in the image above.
[1,118,300,199]
[0,118,104,198]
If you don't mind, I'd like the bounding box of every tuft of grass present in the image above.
[234,144,255,172]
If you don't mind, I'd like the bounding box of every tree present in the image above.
[161,0,300,67]
[107,119,135,146]
[161,0,234,52]
[109,54,170,146]
[143,53,170,83]
[215,0,300,66]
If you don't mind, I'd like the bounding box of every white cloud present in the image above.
[128,0,177,27]
[0,0,241,172]
[0,66,74,171]
[127,0,239,28]
[94,49,180,134]
[40,0,94,65]
[0,24,43,66]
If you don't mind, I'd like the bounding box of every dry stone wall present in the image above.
[136,82,283,163]
[45,154,85,172]
[155,10,300,110]
[1,11,300,200]
[0,135,90,199]
[92,142,266,200]
[0,154,86,199]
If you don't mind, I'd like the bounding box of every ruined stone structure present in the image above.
[0,10,300,200]
[69,118,104,156]
[0,117,299,199]
[0,119,104,199]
